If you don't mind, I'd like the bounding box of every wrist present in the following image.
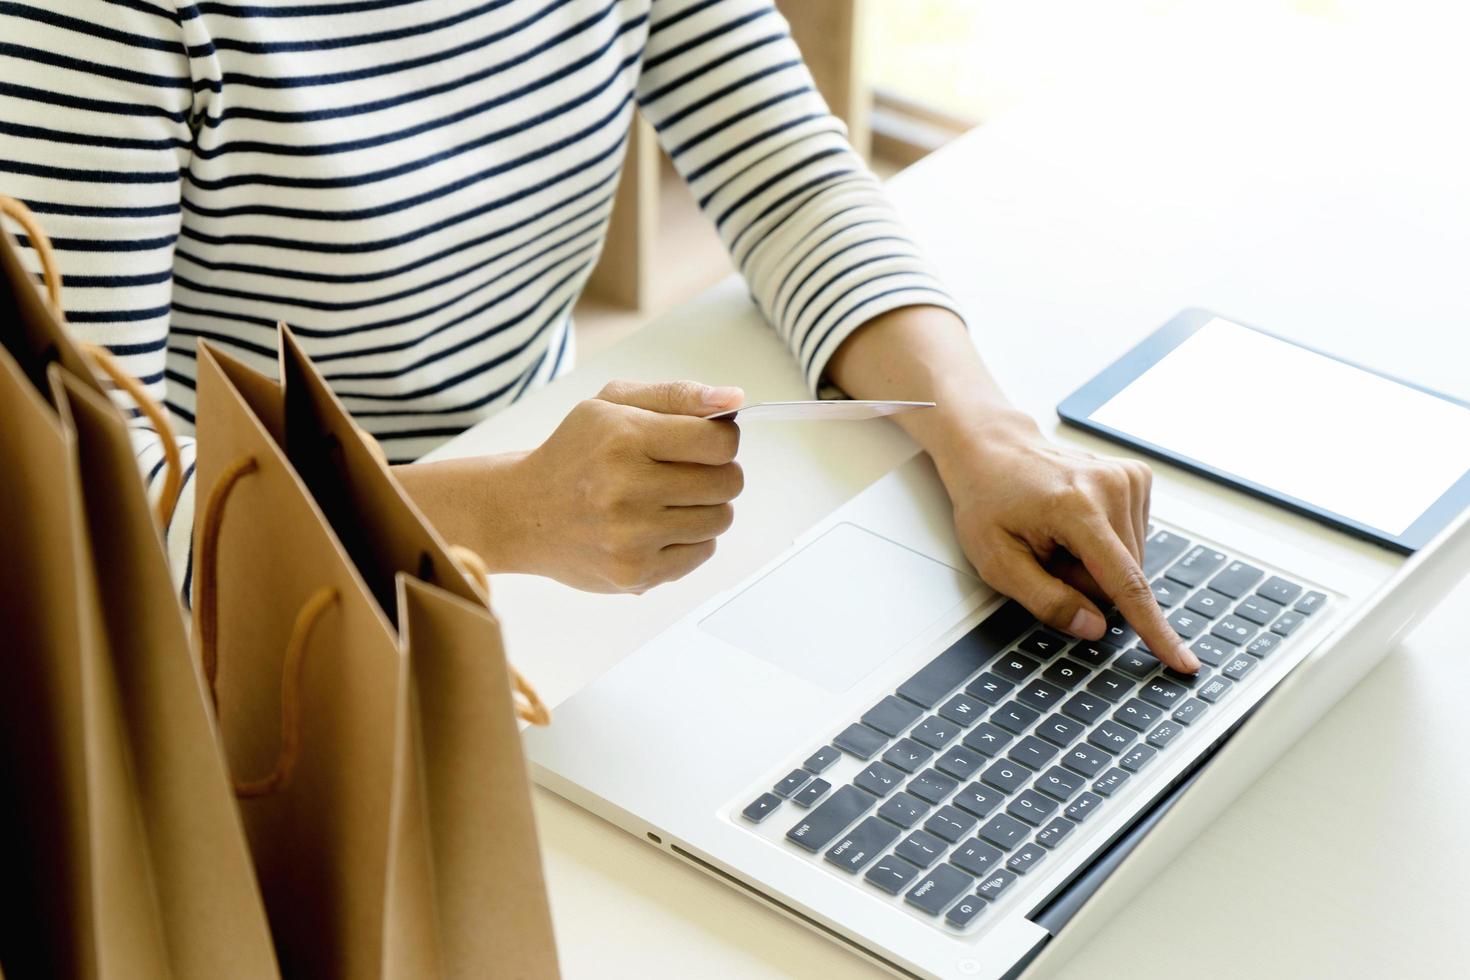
[920,397,1042,486]
[393,451,534,575]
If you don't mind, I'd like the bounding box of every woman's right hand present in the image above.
[396,380,746,594]
[511,380,745,592]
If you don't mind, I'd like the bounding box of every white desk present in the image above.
[430,14,1470,978]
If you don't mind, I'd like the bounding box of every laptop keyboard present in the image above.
[738,527,1328,931]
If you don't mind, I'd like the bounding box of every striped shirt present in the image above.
[0,0,956,590]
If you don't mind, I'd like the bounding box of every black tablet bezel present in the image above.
[1057,308,1470,553]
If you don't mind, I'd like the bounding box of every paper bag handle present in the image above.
[196,453,341,798]
[356,428,550,727]
[0,195,184,528]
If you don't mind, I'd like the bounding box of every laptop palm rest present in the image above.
[698,522,976,694]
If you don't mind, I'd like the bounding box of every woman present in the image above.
[0,0,1196,670]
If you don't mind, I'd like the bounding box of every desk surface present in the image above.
[431,13,1470,978]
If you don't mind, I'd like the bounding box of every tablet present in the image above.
[1057,309,1470,552]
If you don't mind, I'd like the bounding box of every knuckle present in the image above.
[724,461,745,499]
[711,503,735,535]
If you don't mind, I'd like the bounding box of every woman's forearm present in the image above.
[393,452,533,574]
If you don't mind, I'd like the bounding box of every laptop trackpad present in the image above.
[698,522,978,693]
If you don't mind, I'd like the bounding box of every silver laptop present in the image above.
[524,398,1470,978]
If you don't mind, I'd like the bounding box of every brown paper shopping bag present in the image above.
[0,198,276,978]
[192,323,557,980]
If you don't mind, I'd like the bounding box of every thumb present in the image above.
[981,541,1107,642]
[598,379,743,416]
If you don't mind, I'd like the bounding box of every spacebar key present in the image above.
[898,600,1034,708]
[786,785,876,853]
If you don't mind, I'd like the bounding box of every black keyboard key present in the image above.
[1085,668,1133,702]
[1257,575,1303,606]
[1006,842,1047,875]
[1036,766,1084,801]
[935,745,987,782]
[991,700,1041,735]
[877,791,929,829]
[1146,720,1184,748]
[1006,789,1059,826]
[1222,653,1258,680]
[911,716,961,750]
[1035,817,1075,848]
[1190,636,1234,667]
[1113,697,1161,732]
[1165,546,1228,587]
[1088,720,1137,754]
[833,723,888,760]
[864,854,922,894]
[854,761,905,797]
[825,816,901,873]
[804,745,841,774]
[1017,678,1067,712]
[965,671,1015,705]
[980,758,1033,794]
[950,837,1006,876]
[774,769,812,798]
[1272,610,1307,636]
[946,894,987,928]
[993,652,1042,684]
[742,792,782,824]
[977,868,1018,900]
[1092,767,1130,797]
[906,864,974,915]
[908,768,960,805]
[1042,658,1092,690]
[1139,676,1188,709]
[1210,615,1257,646]
[1008,735,1059,769]
[1166,609,1207,640]
[1246,632,1282,658]
[1036,713,1086,747]
[882,737,933,773]
[793,778,831,808]
[952,782,1005,819]
[1115,648,1160,678]
[1065,791,1103,822]
[862,696,924,737]
[938,692,986,727]
[1295,591,1328,615]
[1061,692,1109,724]
[1209,561,1264,599]
[1019,629,1069,660]
[1119,744,1157,773]
[1061,744,1111,778]
[1143,529,1191,577]
[895,829,947,868]
[1198,677,1233,703]
[1070,640,1119,667]
[1102,611,1137,649]
[961,722,1013,757]
[897,600,1034,708]
[786,785,874,852]
[1184,589,1232,621]
[924,804,978,843]
[1235,595,1282,626]
[1172,697,1208,725]
[978,813,1030,850]
[1150,578,1189,608]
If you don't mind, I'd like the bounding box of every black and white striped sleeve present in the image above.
[0,0,199,588]
[636,0,962,394]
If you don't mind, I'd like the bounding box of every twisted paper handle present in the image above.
[195,454,340,798]
[0,195,183,527]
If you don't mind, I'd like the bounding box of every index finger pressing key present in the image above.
[1067,519,1200,673]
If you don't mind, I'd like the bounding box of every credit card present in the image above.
[703,400,935,422]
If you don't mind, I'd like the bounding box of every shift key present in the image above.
[787,785,876,853]
[897,601,1034,707]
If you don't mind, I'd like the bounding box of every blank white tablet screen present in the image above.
[1091,317,1470,537]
